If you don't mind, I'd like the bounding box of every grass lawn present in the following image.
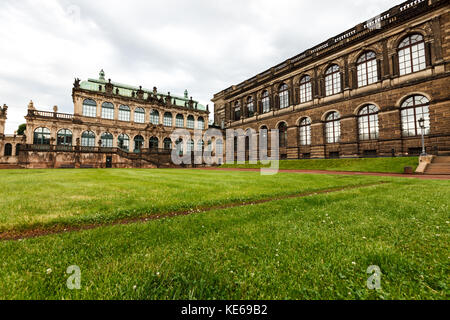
[0,169,448,300]
[220,157,419,173]
[0,169,388,233]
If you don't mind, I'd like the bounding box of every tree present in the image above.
[17,124,26,135]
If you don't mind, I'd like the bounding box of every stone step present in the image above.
[433,156,450,164]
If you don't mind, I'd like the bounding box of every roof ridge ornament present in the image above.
[99,69,105,81]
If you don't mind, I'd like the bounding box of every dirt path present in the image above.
[0,182,388,241]
[195,167,450,180]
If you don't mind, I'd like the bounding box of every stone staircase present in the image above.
[425,156,450,175]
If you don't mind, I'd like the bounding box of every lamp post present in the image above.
[418,117,427,156]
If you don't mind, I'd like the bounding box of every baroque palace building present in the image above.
[0,70,210,168]
[212,0,450,160]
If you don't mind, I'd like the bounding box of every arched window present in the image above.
[81,131,95,147]
[197,140,204,152]
[358,105,379,140]
[187,115,195,129]
[216,139,223,155]
[57,129,72,146]
[163,112,172,127]
[101,102,114,119]
[262,90,270,113]
[134,135,144,152]
[260,125,268,143]
[325,65,341,96]
[149,137,159,149]
[15,144,21,156]
[118,105,130,122]
[82,99,97,117]
[176,114,184,128]
[197,117,205,130]
[357,51,378,87]
[401,95,430,137]
[150,110,159,125]
[187,139,194,153]
[4,143,12,156]
[175,138,183,155]
[278,122,288,147]
[234,101,241,120]
[279,84,289,109]
[101,132,113,148]
[299,118,311,146]
[118,134,130,151]
[247,96,255,117]
[163,137,172,150]
[134,107,145,123]
[33,127,50,145]
[325,112,341,143]
[299,76,312,103]
[398,34,426,76]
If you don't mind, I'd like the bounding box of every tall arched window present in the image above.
[175,138,183,155]
[176,114,184,128]
[300,76,312,103]
[216,139,223,155]
[149,137,159,149]
[101,102,114,119]
[247,96,255,117]
[101,132,113,148]
[118,134,130,151]
[187,115,195,129]
[33,127,50,145]
[262,90,270,113]
[401,95,430,137]
[278,122,288,147]
[15,144,21,156]
[299,118,311,146]
[325,112,341,143]
[358,105,379,140]
[260,125,268,144]
[234,101,241,120]
[357,51,378,87]
[163,112,173,127]
[134,135,144,152]
[118,105,130,122]
[398,34,426,76]
[187,139,194,153]
[81,131,95,147]
[150,110,159,125]
[134,108,145,123]
[4,143,12,156]
[279,84,289,109]
[197,140,204,152]
[82,99,97,117]
[57,129,72,146]
[325,65,341,96]
[197,117,205,130]
[163,138,172,150]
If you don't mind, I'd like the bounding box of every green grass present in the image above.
[220,157,419,173]
[0,175,448,300]
[0,169,389,233]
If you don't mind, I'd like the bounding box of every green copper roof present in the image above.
[79,71,206,111]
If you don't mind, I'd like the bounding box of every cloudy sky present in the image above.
[0,0,404,133]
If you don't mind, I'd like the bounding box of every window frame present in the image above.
[299,76,312,104]
[299,117,311,146]
[82,99,97,118]
[325,112,341,144]
[279,84,289,109]
[358,104,379,141]
[398,34,426,76]
[325,65,341,96]
[118,105,131,122]
[357,51,378,88]
[401,95,430,137]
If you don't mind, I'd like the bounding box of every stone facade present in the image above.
[212,0,450,159]
[0,73,210,169]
